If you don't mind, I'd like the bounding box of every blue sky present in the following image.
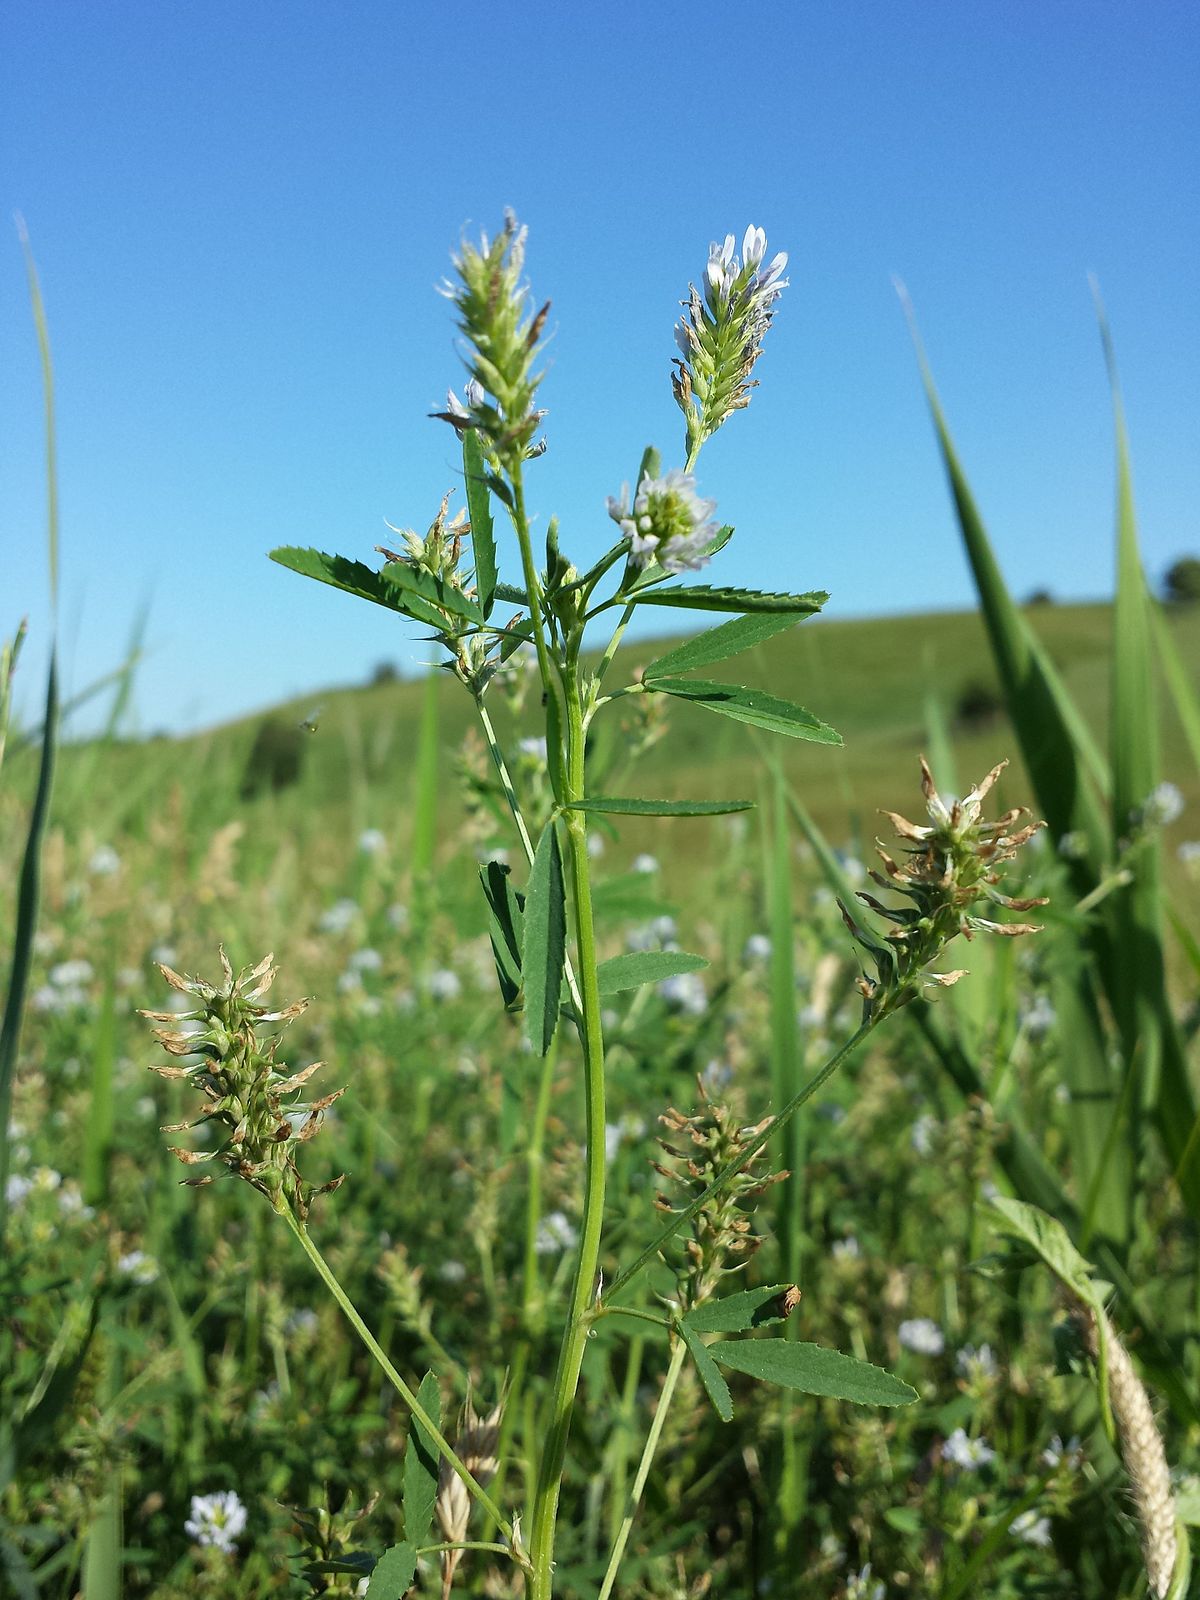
[2,1,1198,735]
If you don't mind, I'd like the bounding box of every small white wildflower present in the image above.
[319,897,359,935]
[910,1112,938,1156]
[701,1058,732,1093]
[831,1236,861,1261]
[1178,840,1200,866]
[798,1003,826,1030]
[387,902,410,931]
[51,958,94,989]
[535,1210,578,1254]
[88,844,121,876]
[519,736,548,760]
[605,1123,624,1163]
[899,1317,945,1356]
[358,827,387,856]
[632,853,659,875]
[117,1250,159,1285]
[285,1308,319,1337]
[586,833,606,859]
[607,468,719,574]
[651,915,677,943]
[428,968,462,1002]
[658,971,706,1015]
[845,1563,884,1600]
[1058,830,1089,860]
[5,1174,33,1207]
[438,1259,468,1284]
[337,969,364,995]
[744,933,772,962]
[943,1427,996,1469]
[150,943,178,968]
[32,1166,62,1193]
[1041,1433,1083,1470]
[479,844,510,866]
[1012,1509,1053,1548]
[358,995,382,1018]
[1020,993,1057,1036]
[1140,781,1184,828]
[184,1489,247,1552]
[955,1343,999,1381]
[58,1186,94,1219]
[348,948,383,974]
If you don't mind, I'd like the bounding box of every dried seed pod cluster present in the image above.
[143,950,343,1221]
[654,1079,786,1312]
[842,757,1047,1020]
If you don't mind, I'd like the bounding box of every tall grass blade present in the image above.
[80,1489,122,1600]
[1151,599,1200,777]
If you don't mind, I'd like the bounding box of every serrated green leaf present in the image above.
[677,1319,733,1422]
[270,547,415,617]
[380,560,482,625]
[564,796,753,817]
[493,581,529,607]
[479,862,525,1009]
[684,1284,797,1334]
[523,822,566,1055]
[989,1196,1107,1309]
[402,1372,440,1547]
[649,678,841,746]
[596,950,708,996]
[644,612,807,679]
[628,585,827,615]
[712,1339,917,1406]
[463,430,497,618]
[365,1541,418,1598]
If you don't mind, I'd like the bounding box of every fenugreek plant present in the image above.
[145,215,1049,1597]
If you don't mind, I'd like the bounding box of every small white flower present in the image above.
[1012,1509,1052,1548]
[605,1123,624,1163]
[285,1307,319,1337]
[831,1236,860,1261]
[1020,993,1057,1036]
[744,933,772,962]
[633,853,659,875]
[898,1317,945,1356]
[607,469,719,574]
[1041,1433,1083,1470]
[31,1166,62,1193]
[58,1185,94,1219]
[5,1174,32,1207]
[387,902,410,931]
[51,958,94,989]
[701,1058,732,1093]
[1177,840,1200,864]
[438,1259,467,1284]
[955,1343,999,1381]
[845,1563,884,1600]
[428,968,462,1002]
[1140,781,1184,828]
[150,944,178,968]
[319,898,359,935]
[184,1489,247,1552]
[910,1113,938,1156]
[358,828,387,856]
[943,1427,996,1469]
[658,971,706,1015]
[535,1210,578,1254]
[337,969,364,995]
[1058,830,1088,860]
[88,844,121,876]
[519,736,548,760]
[348,948,383,974]
[586,833,605,859]
[118,1250,159,1285]
[651,915,677,943]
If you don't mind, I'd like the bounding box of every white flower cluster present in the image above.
[898,1317,944,1356]
[607,469,718,575]
[184,1489,247,1552]
[943,1427,996,1470]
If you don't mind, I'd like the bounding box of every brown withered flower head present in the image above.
[841,758,1047,1021]
[142,950,343,1222]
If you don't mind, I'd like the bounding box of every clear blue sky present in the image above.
[3,1,1198,735]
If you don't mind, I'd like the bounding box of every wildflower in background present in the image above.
[1042,1433,1083,1470]
[285,1307,319,1337]
[606,468,719,574]
[899,1317,945,1356]
[318,898,359,935]
[910,1112,938,1155]
[535,1210,579,1254]
[88,844,121,876]
[5,1174,32,1208]
[357,828,386,855]
[117,1249,159,1284]
[1177,840,1200,866]
[744,933,772,962]
[956,1343,999,1381]
[845,1564,885,1600]
[672,224,789,459]
[438,1259,467,1284]
[658,971,707,1015]
[427,968,462,1002]
[1020,992,1057,1036]
[1139,781,1184,828]
[347,948,383,975]
[943,1428,997,1469]
[1058,830,1088,860]
[831,1236,861,1261]
[633,853,659,875]
[586,832,605,859]
[519,735,548,760]
[386,902,409,931]
[184,1489,247,1553]
[1012,1510,1053,1548]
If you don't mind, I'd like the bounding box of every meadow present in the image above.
[4,218,1200,1600]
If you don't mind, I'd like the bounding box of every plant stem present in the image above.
[527,660,609,1600]
[596,1337,688,1600]
[282,1210,521,1559]
[523,1035,559,1333]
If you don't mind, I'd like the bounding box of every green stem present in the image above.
[592,601,635,694]
[282,1210,521,1558]
[523,1035,559,1333]
[606,1021,876,1303]
[596,1337,688,1600]
[527,662,608,1600]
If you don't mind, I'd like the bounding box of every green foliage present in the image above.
[711,1339,918,1407]
[522,821,566,1054]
